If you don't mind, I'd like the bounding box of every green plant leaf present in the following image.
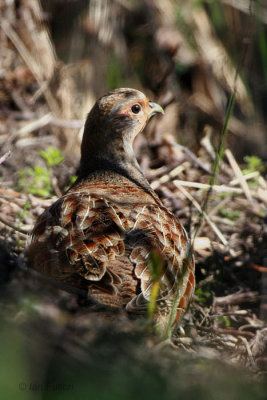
[39,146,64,167]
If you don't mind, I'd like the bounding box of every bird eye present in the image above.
[131,104,141,114]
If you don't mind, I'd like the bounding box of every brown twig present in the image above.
[214,291,264,306]
[197,325,255,339]
[174,183,228,246]
[0,215,29,236]
[171,142,213,175]
[225,148,253,204]
[0,151,11,165]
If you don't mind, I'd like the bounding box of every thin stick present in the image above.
[197,325,254,339]
[171,142,213,175]
[0,151,11,165]
[230,171,259,186]
[238,336,256,367]
[12,113,53,138]
[174,183,228,246]
[225,148,253,204]
[209,310,248,317]
[51,117,83,129]
[173,180,242,194]
[153,168,258,193]
[0,215,28,236]
[0,188,29,198]
[0,111,83,129]
[151,162,188,190]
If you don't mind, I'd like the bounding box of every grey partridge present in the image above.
[26,88,194,332]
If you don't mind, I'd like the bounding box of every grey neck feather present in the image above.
[79,130,151,192]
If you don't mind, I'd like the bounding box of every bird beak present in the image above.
[149,102,164,117]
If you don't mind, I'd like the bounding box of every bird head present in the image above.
[80,88,164,175]
[96,88,164,142]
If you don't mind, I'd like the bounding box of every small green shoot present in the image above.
[16,201,31,230]
[243,155,265,175]
[17,147,64,198]
[216,315,231,328]
[18,166,53,197]
[39,146,64,167]
[195,287,212,305]
[219,208,241,221]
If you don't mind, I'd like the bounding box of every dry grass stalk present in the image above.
[225,148,253,204]
[173,182,229,246]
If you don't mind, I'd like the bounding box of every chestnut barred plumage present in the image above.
[26,88,195,332]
